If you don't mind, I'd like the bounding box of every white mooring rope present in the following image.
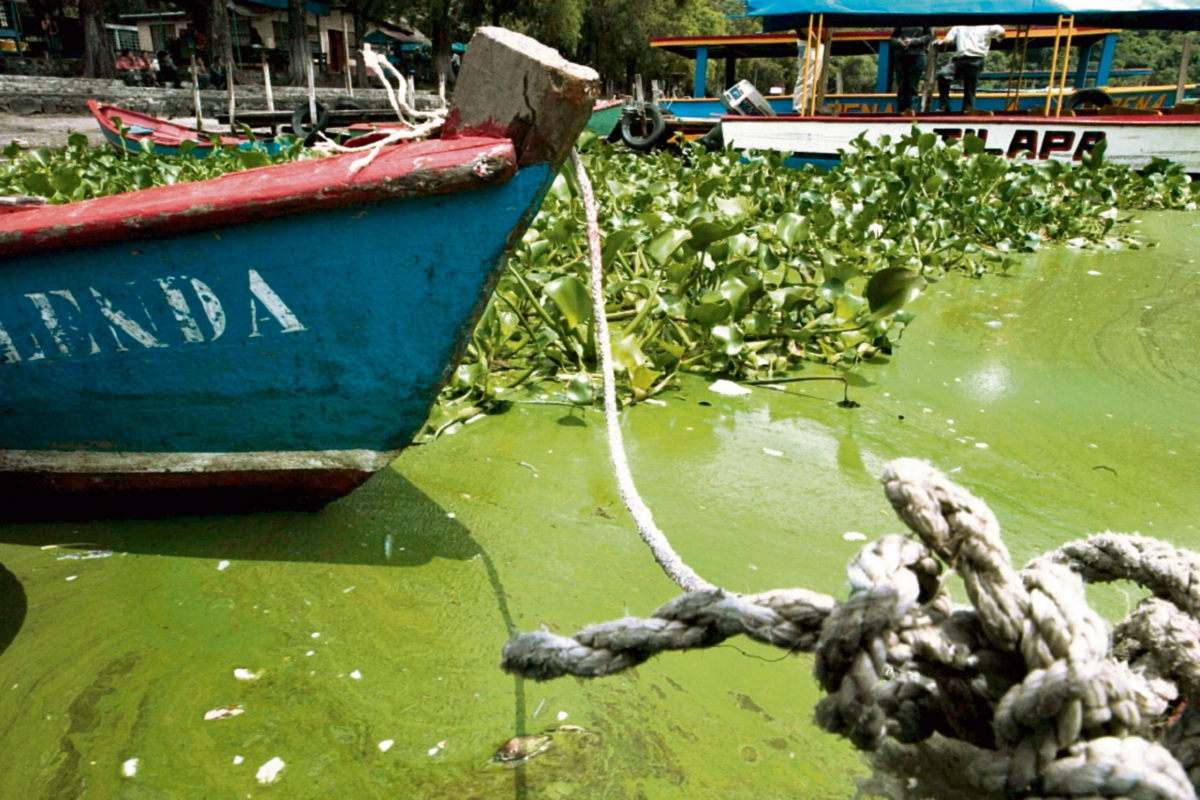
[570,147,713,594]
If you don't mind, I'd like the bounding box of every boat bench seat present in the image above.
[1170,102,1199,115]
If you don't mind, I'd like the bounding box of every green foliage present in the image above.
[0,132,313,204]
[427,128,1199,436]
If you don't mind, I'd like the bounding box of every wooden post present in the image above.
[227,73,236,131]
[191,55,204,132]
[1176,34,1193,106]
[798,15,814,115]
[306,55,317,130]
[921,39,938,112]
[835,68,844,95]
[342,15,353,96]
[262,59,276,137]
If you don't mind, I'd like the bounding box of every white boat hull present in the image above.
[722,114,1200,172]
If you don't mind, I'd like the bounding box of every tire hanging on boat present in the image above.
[291,100,331,145]
[619,104,667,152]
[1065,88,1114,110]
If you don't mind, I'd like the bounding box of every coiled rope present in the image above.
[501,151,1200,800]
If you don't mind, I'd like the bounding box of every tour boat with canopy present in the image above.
[714,0,1200,171]
[650,27,1190,119]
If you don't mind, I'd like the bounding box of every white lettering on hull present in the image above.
[0,269,305,365]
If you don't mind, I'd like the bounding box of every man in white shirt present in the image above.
[936,24,1005,113]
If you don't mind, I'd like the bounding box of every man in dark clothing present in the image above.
[890,26,933,113]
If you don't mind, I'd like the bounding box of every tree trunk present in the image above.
[287,0,310,86]
[431,0,458,97]
[80,0,114,78]
[211,0,236,83]
[353,12,367,89]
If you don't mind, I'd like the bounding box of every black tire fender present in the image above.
[620,104,667,152]
[1065,88,1114,110]
[291,100,330,145]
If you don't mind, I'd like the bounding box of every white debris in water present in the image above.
[311,632,321,639]
[65,575,77,581]
[947,419,954,425]
[1088,443,1098,448]
[343,586,355,594]
[122,758,139,777]
[708,379,751,396]
[1087,270,1102,276]
[204,705,244,721]
[217,560,230,571]
[233,669,261,681]
[378,740,394,752]
[762,448,784,457]
[350,670,362,680]
[985,321,1002,328]
[256,757,285,784]
[923,408,932,413]
[56,550,113,561]
[843,532,868,541]
[446,512,456,519]
[233,755,244,765]
[975,443,990,449]
[557,711,569,721]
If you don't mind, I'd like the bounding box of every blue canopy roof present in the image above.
[745,0,1200,29]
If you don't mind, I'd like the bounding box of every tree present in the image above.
[288,0,311,84]
[80,0,115,78]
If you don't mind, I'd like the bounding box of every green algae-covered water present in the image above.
[2,212,1199,799]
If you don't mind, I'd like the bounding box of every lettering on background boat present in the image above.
[1007,130,1039,159]
[1039,131,1075,159]
[0,269,305,364]
[1073,131,1106,160]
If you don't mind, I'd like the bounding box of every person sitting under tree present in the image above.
[936,24,1005,113]
[890,25,934,113]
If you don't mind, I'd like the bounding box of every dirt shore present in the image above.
[0,113,220,150]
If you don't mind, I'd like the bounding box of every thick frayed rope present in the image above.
[501,457,1200,800]
[570,147,712,594]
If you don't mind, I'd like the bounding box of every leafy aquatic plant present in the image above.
[425,128,1199,435]
[0,129,311,204]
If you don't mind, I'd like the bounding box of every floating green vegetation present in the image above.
[425,129,1199,436]
[0,130,310,203]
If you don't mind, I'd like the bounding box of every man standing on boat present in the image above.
[890,26,934,113]
[936,24,1005,113]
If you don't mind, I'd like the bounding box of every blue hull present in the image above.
[100,126,284,158]
[0,164,549,454]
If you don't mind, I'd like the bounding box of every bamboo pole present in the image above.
[1044,15,1064,117]
[798,14,814,115]
[1176,34,1193,106]
[1012,26,1031,110]
[1055,16,1075,117]
[191,54,203,132]
[809,14,824,116]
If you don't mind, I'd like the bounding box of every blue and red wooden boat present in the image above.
[0,27,598,519]
[87,99,278,158]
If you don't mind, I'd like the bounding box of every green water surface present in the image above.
[1,213,1199,799]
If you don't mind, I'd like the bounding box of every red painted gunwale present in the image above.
[88,99,244,148]
[0,135,517,257]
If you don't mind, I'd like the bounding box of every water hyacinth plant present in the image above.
[1,130,309,203]
[424,128,1199,436]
